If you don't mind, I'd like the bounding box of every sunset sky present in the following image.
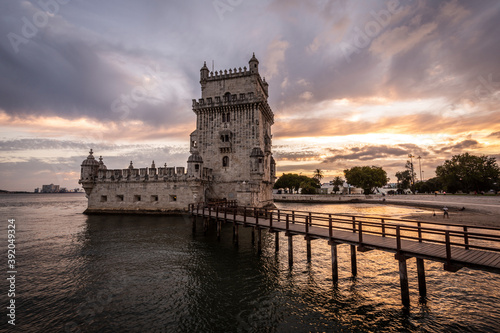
[1,0,500,191]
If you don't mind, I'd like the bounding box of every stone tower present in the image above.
[191,54,276,207]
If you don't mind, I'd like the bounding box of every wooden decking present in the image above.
[189,204,500,274]
[189,203,500,306]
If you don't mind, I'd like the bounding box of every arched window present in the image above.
[222,156,229,167]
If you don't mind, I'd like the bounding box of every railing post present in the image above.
[208,206,211,218]
[329,214,333,240]
[256,208,259,225]
[352,216,356,233]
[292,211,295,224]
[445,231,451,264]
[224,207,227,222]
[308,212,312,226]
[358,221,363,245]
[216,205,219,219]
[277,210,281,222]
[463,226,469,250]
[417,222,422,242]
[269,211,273,228]
[381,219,385,237]
[286,214,289,231]
[244,207,247,224]
[305,216,309,235]
[396,225,401,252]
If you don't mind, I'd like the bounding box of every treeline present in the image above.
[274,153,500,195]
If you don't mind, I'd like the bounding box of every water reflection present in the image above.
[1,194,499,332]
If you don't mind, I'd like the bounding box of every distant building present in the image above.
[79,54,276,213]
[41,184,60,193]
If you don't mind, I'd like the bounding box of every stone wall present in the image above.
[84,180,206,214]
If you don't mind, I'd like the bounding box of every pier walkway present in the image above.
[189,203,500,306]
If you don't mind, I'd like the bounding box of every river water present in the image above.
[1,193,499,332]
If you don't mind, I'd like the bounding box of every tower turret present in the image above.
[79,149,99,195]
[200,61,209,81]
[187,152,203,179]
[249,53,259,74]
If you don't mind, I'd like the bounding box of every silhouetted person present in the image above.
[443,206,449,218]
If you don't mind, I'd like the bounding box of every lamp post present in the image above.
[417,155,422,182]
[408,154,415,186]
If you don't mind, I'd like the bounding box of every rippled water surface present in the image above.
[1,194,499,332]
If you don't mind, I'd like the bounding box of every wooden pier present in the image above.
[189,203,500,307]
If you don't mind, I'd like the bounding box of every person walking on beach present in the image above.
[443,206,449,218]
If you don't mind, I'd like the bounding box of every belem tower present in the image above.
[79,54,276,213]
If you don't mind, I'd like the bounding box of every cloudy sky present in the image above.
[1,0,500,191]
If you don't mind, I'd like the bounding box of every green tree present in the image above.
[300,177,320,194]
[313,169,324,183]
[332,176,344,194]
[414,177,442,193]
[274,173,320,193]
[436,153,500,193]
[395,170,412,193]
[344,166,388,195]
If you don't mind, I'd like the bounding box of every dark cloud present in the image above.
[435,139,481,154]
[488,131,500,138]
[323,144,420,163]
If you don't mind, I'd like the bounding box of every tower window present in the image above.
[116,195,124,201]
[222,113,226,122]
[151,195,158,202]
[195,164,199,171]
[222,156,229,167]
[100,195,107,202]
[134,195,141,202]
[226,112,230,122]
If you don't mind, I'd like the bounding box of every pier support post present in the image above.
[233,223,239,245]
[203,217,208,234]
[306,238,312,262]
[398,256,410,307]
[275,232,279,253]
[257,228,262,254]
[330,241,338,283]
[350,245,357,277]
[288,235,294,266]
[217,220,221,241]
[416,258,427,298]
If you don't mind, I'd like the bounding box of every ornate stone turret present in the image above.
[187,151,203,179]
[79,149,99,195]
[249,52,259,74]
[200,61,209,81]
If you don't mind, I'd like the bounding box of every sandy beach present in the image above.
[371,194,500,228]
